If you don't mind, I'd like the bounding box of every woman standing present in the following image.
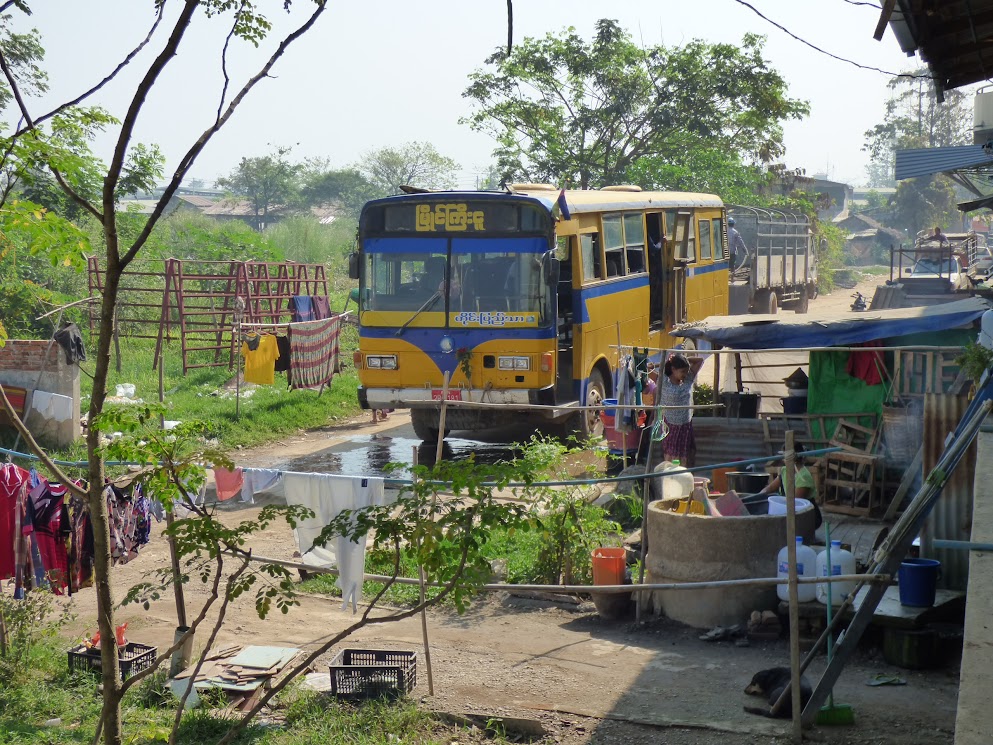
[658,353,704,467]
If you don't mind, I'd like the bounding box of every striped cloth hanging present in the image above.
[288,316,340,390]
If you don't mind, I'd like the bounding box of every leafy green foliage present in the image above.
[216,145,303,229]
[358,141,460,194]
[300,161,383,218]
[463,20,808,188]
[0,589,74,675]
[956,341,993,383]
[893,174,958,238]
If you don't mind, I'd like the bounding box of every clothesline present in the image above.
[239,312,351,329]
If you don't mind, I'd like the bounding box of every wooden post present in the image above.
[412,447,435,695]
[234,298,245,421]
[158,353,165,431]
[784,430,802,741]
[615,321,626,469]
[435,371,451,465]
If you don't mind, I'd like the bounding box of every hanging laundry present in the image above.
[289,296,315,323]
[240,468,283,504]
[288,317,340,390]
[846,340,885,386]
[311,296,332,320]
[24,481,71,594]
[53,321,86,364]
[614,355,637,432]
[67,491,94,590]
[0,463,29,580]
[213,467,245,501]
[241,334,280,385]
[281,472,388,613]
[274,336,291,375]
[30,390,74,423]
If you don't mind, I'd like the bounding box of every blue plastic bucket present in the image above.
[603,398,618,418]
[898,558,941,607]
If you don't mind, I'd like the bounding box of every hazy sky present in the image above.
[13,1,952,190]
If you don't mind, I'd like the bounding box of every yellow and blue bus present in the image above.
[350,184,729,440]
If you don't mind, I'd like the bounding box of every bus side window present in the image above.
[699,219,712,260]
[603,215,625,278]
[713,218,728,259]
[580,233,602,281]
[624,213,646,273]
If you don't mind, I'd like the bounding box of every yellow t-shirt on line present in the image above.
[241,335,280,385]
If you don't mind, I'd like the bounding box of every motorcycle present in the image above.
[850,291,867,312]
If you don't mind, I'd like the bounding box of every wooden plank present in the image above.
[845,585,964,630]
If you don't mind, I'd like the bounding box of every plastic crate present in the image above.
[329,649,417,700]
[67,642,156,680]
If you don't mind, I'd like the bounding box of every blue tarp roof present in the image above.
[673,297,989,349]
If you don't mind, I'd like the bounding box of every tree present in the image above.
[864,69,970,198]
[893,174,959,237]
[300,159,383,217]
[216,145,301,230]
[359,140,460,194]
[0,3,329,744]
[625,147,768,204]
[463,20,808,189]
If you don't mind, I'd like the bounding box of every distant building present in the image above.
[762,174,854,222]
[835,213,905,266]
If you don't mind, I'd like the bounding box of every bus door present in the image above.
[555,236,575,401]
[669,211,694,327]
[647,212,665,330]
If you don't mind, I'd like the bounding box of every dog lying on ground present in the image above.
[743,666,812,718]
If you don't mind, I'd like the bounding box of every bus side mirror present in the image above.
[544,255,561,286]
[348,253,360,280]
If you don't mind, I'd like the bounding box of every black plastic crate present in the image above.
[329,649,417,700]
[67,642,156,680]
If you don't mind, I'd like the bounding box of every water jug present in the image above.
[655,460,694,502]
[777,537,816,602]
[816,540,857,605]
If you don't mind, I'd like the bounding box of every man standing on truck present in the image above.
[728,217,749,271]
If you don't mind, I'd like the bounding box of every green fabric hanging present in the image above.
[807,350,887,442]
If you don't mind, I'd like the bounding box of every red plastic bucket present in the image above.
[591,547,627,586]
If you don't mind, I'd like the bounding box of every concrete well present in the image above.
[644,500,817,629]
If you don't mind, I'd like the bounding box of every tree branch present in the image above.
[119,0,327,269]
[0,48,104,222]
[0,384,86,499]
[11,1,168,140]
[102,0,200,236]
[215,1,244,124]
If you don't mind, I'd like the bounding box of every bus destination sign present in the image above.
[415,203,485,232]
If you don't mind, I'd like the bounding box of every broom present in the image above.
[816,523,856,726]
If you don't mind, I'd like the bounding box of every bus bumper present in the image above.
[358,386,561,417]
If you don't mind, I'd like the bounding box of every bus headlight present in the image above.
[366,355,398,370]
[498,356,530,371]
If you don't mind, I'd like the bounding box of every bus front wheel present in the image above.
[564,368,606,442]
[411,409,451,442]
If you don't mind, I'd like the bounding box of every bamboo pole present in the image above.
[435,371,451,465]
[231,549,882,593]
[411,447,435,695]
[783,430,802,740]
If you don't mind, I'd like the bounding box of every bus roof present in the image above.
[511,186,724,214]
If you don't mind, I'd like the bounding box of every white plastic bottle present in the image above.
[816,540,857,606]
[777,537,817,602]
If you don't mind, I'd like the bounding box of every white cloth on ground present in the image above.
[30,390,73,422]
[281,472,388,613]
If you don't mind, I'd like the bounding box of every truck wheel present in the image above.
[411,410,451,442]
[752,290,778,315]
[795,288,809,314]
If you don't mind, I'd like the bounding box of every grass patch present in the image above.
[0,641,522,744]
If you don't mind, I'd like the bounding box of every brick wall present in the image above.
[0,339,63,372]
[0,338,80,447]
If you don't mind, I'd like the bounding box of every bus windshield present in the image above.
[362,244,550,325]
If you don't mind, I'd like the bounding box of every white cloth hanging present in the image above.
[239,468,283,504]
[30,391,73,423]
[614,355,637,432]
[282,472,388,613]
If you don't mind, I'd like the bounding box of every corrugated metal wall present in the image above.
[921,393,977,590]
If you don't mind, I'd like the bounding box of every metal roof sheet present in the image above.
[675,297,989,349]
[895,145,993,181]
